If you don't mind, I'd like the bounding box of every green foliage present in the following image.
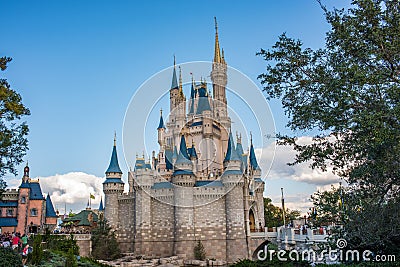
[309,185,346,226]
[65,248,78,267]
[91,219,120,261]
[31,234,44,265]
[194,240,206,261]
[0,56,30,181]
[233,256,309,267]
[0,247,22,267]
[41,234,80,256]
[258,0,400,257]
[264,198,301,227]
[31,250,106,267]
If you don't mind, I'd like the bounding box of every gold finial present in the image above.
[213,17,222,63]
[114,131,117,147]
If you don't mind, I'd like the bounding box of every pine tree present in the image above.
[194,240,206,261]
[91,219,120,260]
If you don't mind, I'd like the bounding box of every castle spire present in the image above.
[99,196,104,211]
[214,17,222,63]
[106,134,122,174]
[171,56,178,90]
[249,133,260,170]
[45,194,57,217]
[157,108,166,129]
[224,131,241,162]
[175,135,191,164]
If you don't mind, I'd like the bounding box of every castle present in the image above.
[0,164,58,234]
[103,20,265,262]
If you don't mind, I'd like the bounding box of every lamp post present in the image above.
[281,188,286,227]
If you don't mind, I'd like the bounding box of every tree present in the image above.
[309,185,346,227]
[264,198,301,228]
[258,0,400,256]
[193,240,206,261]
[91,219,120,261]
[0,56,30,188]
[31,234,43,265]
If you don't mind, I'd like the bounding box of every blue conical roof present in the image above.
[157,112,165,129]
[99,197,104,211]
[189,82,195,114]
[171,65,178,89]
[196,87,211,114]
[236,141,244,157]
[106,144,122,174]
[188,143,197,159]
[176,135,192,164]
[249,142,260,170]
[45,194,57,218]
[224,132,241,162]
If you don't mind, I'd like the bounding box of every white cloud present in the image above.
[256,136,340,186]
[6,172,106,213]
[270,193,313,214]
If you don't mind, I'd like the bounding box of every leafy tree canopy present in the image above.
[264,198,301,228]
[0,56,30,182]
[258,0,400,255]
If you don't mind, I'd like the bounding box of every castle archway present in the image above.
[249,209,255,232]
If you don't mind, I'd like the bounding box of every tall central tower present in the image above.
[211,17,230,128]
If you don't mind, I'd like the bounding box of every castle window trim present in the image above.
[30,208,38,217]
[6,208,13,216]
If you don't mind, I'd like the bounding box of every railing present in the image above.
[277,227,329,244]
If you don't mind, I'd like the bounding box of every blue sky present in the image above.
[1,0,351,212]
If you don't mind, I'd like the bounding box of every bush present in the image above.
[65,247,78,267]
[0,247,22,267]
[91,219,120,260]
[194,240,206,261]
[31,234,44,265]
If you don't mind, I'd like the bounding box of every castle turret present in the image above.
[249,135,261,178]
[103,134,124,229]
[170,57,179,113]
[172,135,195,187]
[172,135,196,258]
[211,17,229,126]
[222,132,248,261]
[18,162,31,233]
[188,77,196,115]
[157,109,166,146]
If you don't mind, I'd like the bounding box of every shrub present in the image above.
[194,240,206,261]
[0,247,22,267]
[31,234,44,265]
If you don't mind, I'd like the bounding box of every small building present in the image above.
[0,163,58,234]
[61,208,99,234]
